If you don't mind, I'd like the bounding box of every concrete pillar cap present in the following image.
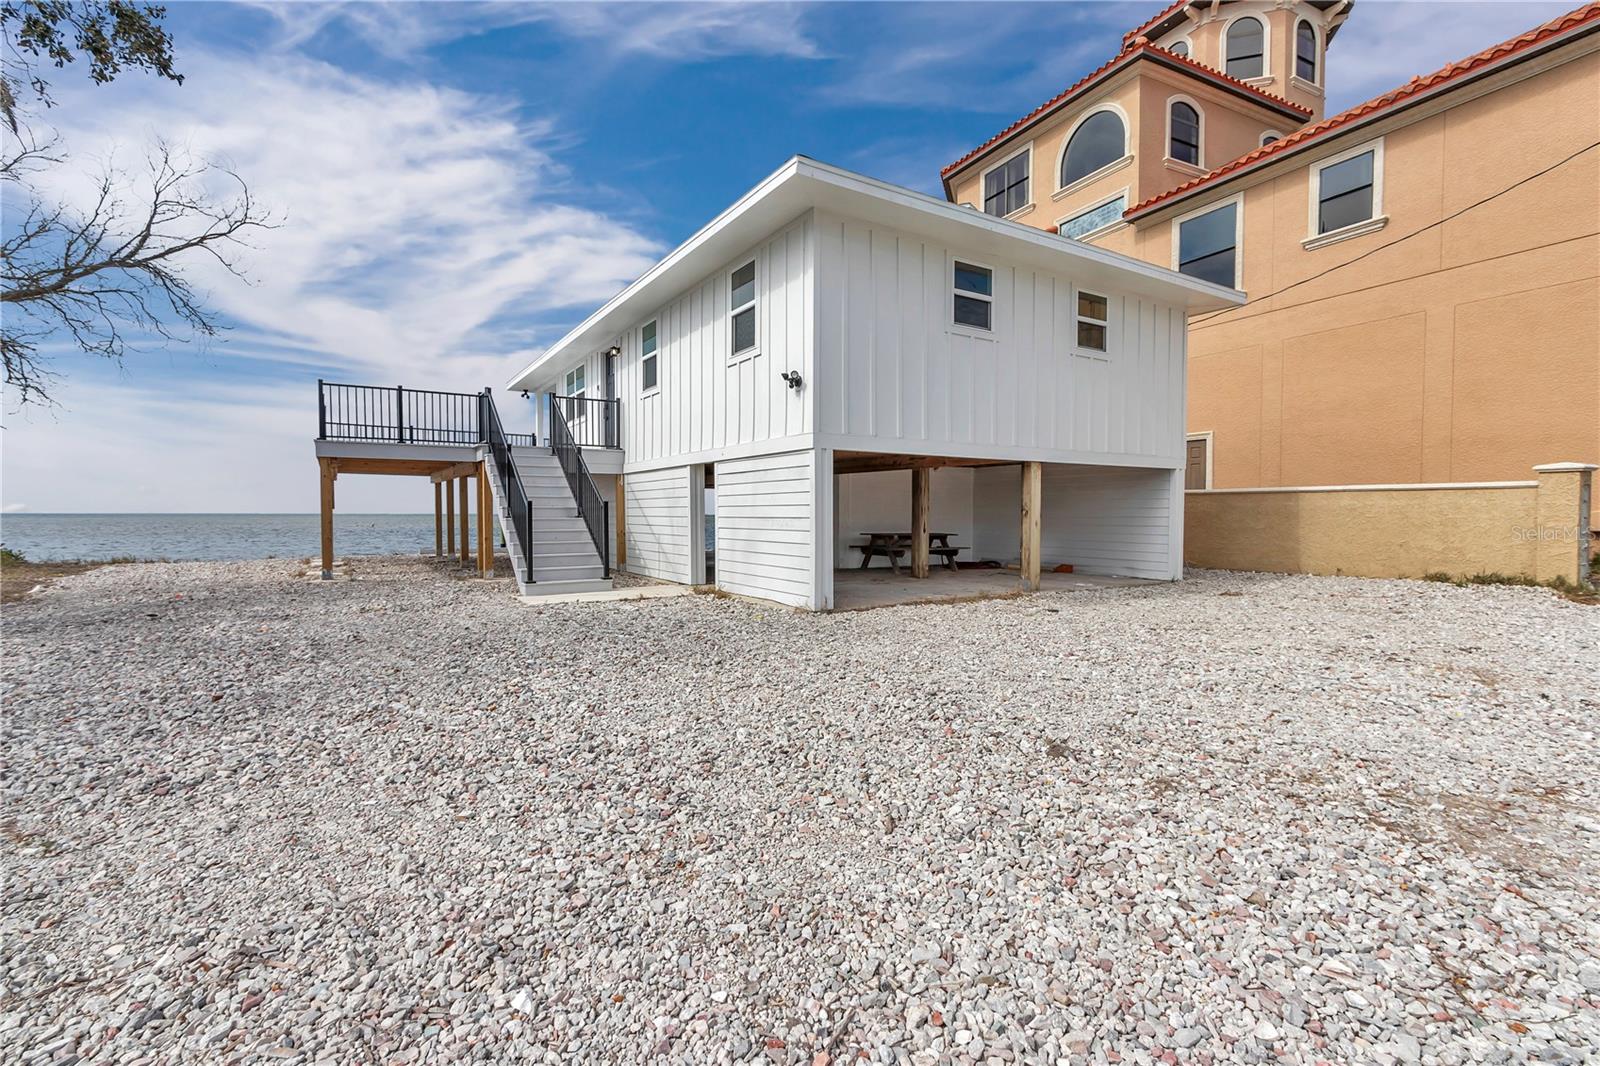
[1533,462,1599,473]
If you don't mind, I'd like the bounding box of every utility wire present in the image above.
[1184,140,1600,328]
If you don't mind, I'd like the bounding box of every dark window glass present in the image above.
[1317,151,1374,233]
[732,307,756,352]
[1296,21,1317,81]
[731,261,755,309]
[1261,133,1280,146]
[642,354,658,391]
[642,320,657,356]
[1169,40,1189,58]
[1062,110,1126,185]
[1078,292,1107,321]
[1077,322,1107,351]
[1177,202,1237,287]
[1170,102,1200,165]
[1226,17,1264,79]
[954,262,992,296]
[954,294,991,330]
[982,151,1030,216]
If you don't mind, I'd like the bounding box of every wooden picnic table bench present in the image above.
[855,532,968,575]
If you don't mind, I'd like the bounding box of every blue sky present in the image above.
[0,0,1574,513]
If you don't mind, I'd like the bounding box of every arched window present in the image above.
[1296,20,1318,82]
[1169,40,1189,59]
[1226,17,1265,79]
[1061,110,1126,186]
[1170,101,1200,165]
[1261,132,1281,147]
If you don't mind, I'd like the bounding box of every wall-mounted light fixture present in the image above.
[604,345,621,357]
[780,370,803,391]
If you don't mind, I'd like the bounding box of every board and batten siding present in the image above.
[624,466,695,583]
[715,450,819,609]
[973,463,1181,580]
[813,211,1187,465]
[616,214,815,469]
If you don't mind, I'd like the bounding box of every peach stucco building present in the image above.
[941,0,1599,523]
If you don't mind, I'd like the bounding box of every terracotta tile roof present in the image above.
[940,44,1311,181]
[1126,0,1600,217]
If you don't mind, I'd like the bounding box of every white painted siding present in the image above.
[625,466,694,583]
[972,463,1179,579]
[617,214,815,470]
[714,450,816,608]
[813,211,1187,467]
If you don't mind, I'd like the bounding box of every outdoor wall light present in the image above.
[780,370,803,391]
[520,391,529,399]
[604,345,621,357]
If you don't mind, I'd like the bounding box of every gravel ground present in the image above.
[3,556,1598,1065]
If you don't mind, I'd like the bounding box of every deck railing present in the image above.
[317,381,537,447]
[480,390,534,577]
[549,392,610,577]
[551,393,620,449]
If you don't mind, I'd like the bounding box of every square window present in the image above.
[982,150,1030,217]
[954,294,991,330]
[1316,150,1374,234]
[564,364,585,397]
[1076,290,1108,352]
[732,307,756,353]
[1176,201,1238,288]
[952,261,994,331]
[642,354,658,392]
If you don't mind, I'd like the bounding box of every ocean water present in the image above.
[1,513,719,563]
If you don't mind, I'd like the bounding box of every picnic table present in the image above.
[856,532,966,575]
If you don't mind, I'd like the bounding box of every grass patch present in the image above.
[1,547,157,604]
[1422,568,1597,605]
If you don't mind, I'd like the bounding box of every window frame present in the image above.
[1260,130,1284,147]
[1165,95,1205,170]
[728,256,760,364]
[1223,14,1268,81]
[1170,192,1245,291]
[950,257,996,337]
[1167,37,1191,59]
[1074,287,1110,356]
[1304,136,1386,247]
[980,142,1033,219]
[1294,19,1319,85]
[1055,103,1131,195]
[640,318,660,397]
[564,362,586,398]
[1056,188,1129,243]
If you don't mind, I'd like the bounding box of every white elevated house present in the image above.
[501,157,1243,609]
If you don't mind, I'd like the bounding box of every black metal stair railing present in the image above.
[479,390,535,579]
[548,392,611,578]
[551,393,620,449]
[317,380,538,447]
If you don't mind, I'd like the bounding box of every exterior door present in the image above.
[1185,436,1209,490]
[604,351,618,447]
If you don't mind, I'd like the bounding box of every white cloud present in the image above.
[1324,0,1575,111]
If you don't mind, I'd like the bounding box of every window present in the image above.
[1175,200,1239,288]
[730,260,757,356]
[983,149,1030,217]
[1061,110,1126,186]
[1315,149,1375,234]
[1226,17,1264,79]
[564,363,585,397]
[641,320,659,393]
[1169,101,1200,165]
[1261,132,1282,147]
[1296,20,1318,82]
[1169,40,1189,58]
[1076,291,1108,352]
[1058,193,1126,240]
[952,261,993,331]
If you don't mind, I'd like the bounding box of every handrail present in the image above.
[550,393,620,449]
[480,390,535,579]
[317,380,539,448]
[548,391,611,577]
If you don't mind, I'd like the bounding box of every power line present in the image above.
[1185,140,1600,328]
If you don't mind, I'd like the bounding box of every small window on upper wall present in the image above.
[983,149,1030,217]
[641,320,659,393]
[1076,291,1108,352]
[952,261,993,332]
[730,260,757,356]
[1169,40,1189,58]
[564,363,585,397]
[1175,200,1239,288]
[1296,20,1318,82]
[1261,132,1282,147]
[1315,149,1376,234]
[1170,101,1200,165]
[1226,17,1264,79]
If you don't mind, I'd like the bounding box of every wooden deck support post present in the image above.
[445,476,456,557]
[433,481,443,557]
[910,467,931,579]
[477,462,493,577]
[319,458,336,580]
[458,475,470,566]
[1020,461,1042,591]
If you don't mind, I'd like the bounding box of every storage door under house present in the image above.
[1185,438,1209,490]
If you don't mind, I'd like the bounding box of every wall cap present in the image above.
[1533,462,1599,473]
[1187,481,1537,495]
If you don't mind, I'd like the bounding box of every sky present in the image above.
[0,0,1576,514]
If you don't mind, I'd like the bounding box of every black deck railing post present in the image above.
[602,499,611,577]
[395,385,405,443]
[317,378,327,439]
[525,499,534,575]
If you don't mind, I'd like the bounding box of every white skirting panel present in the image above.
[715,449,817,609]
[625,466,694,584]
